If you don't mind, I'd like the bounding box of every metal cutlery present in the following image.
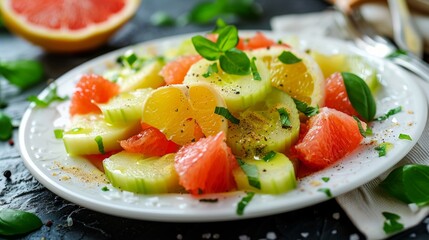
[336,6,429,83]
[388,0,423,58]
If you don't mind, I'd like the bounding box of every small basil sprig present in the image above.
[341,72,376,122]
[0,208,43,236]
[380,165,429,206]
[192,25,250,75]
[0,111,13,141]
[0,60,44,89]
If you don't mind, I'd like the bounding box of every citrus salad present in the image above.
[60,24,379,196]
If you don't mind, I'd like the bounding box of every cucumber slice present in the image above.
[63,114,140,156]
[103,151,181,194]
[98,88,153,125]
[233,152,296,194]
[183,53,271,112]
[108,59,165,93]
[227,89,300,158]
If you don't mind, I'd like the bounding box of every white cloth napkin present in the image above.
[271,11,429,240]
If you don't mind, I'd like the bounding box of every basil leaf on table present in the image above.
[380,165,429,206]
[0,208,43,236]
[341,72,376,122]
[0,60,44,89]
[219,48,250,75]
[0,111,13,141]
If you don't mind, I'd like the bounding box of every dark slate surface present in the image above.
[1,0,429,239]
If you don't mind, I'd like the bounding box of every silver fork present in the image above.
[337,7,429,83]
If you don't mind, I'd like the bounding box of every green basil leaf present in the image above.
[382,212,404,234]
[237,159,261,189]
[150,11,176,27]
[212,18,228,33]
[192,35,221,61]
[0,112,13,141]
[380,165,429,206]
[216,25,239,52]
[341,72,376,122]
[219,48,250,75]
[236,192,255,215]
[322,177,330,182]
[0,60,44,89]
[187,1,223,25]
[278,51,302,64]
[0,208,43,236]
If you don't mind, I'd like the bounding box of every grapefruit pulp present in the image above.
[174,131,238,195]
[0,0,140,52]
[294,107,366,170]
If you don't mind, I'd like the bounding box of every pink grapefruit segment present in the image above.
[294,107,365,170]
[324,72,360,118]
[174,131,238,195]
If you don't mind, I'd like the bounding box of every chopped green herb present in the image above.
[375,106,402,121]
[341,72,376,122]
[0,59,44,89]
[382,212,404,234]
[202,63,219,78]
[237,159,260,189]
[375,142,393,157]
[101,186,110,192]
[117,50,138,67]
[28,85,68,108]
[199,198,219,203]
[250,57,261,80]
[318,188,332,198]
[278,51,302,64]
[0,111,13,141]
[94,135,105,154]
[398,133,412,141]
[262,151,276,162]
[353,116,368,137]
[54,129,64,139]
[385,49,408,59]
[0,208,43,236]
[277,108,291,128]
[321,177,330,183]
[236,192,255,215]
[380,164,429,206]
[293,98,319,117]
[214,106,240,124]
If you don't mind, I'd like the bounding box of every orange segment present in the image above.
[141,83,228,145]
[252,46,325,107]
[0,0,140,52]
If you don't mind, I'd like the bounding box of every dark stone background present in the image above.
[1,0,428,239]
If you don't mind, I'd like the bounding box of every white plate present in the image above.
[19,32,427,222]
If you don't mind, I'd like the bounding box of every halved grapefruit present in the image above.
[0,0,140,52]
